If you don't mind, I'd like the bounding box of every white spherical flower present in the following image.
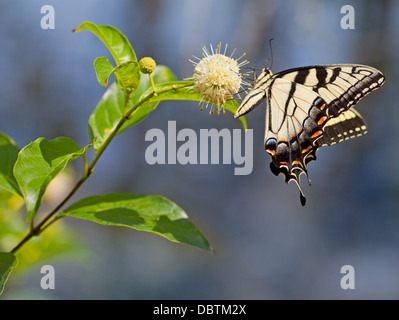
[190,44,249,115]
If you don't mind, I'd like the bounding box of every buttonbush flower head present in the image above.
[139,57,156,74]
[189,43,249,115]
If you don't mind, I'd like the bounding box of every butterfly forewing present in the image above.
[235,64,385,205]
[277,64,385,117]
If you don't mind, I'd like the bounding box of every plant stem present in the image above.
[10,82,192,254]
[149,74,156,95]
[10,177,87,253]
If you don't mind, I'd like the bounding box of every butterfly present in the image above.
[234,64,385,205]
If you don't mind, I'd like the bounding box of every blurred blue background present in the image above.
[1,0,398,299]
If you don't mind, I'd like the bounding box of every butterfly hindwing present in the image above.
[316,108,367,147]
[235,64,385,205]
[265,79,330,203]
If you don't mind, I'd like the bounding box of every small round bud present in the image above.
[139,57,156,74]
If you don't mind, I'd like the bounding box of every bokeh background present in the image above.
[0,0,398,299]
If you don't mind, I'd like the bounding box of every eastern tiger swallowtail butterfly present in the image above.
[234,64,385,206]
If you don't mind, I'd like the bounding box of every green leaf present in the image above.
[74,21,137,65]
[0,252,17,295]
[0,133,22,196]
[14,137,92,223]
[59,193,212,252]
[88,65,176,150]
[94,58,141,93]
[113,60,141,92]
[139,81,247,130]
[94,56,114,86]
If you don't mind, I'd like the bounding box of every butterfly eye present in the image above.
[265,138,277,156]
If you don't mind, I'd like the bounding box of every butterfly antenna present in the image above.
[266,38,274,69]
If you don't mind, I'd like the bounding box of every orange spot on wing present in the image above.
[266,149,276,156]
[302,145,312,154]
[311,131,322,139]
[280,161,287,165]
[318,116,327,125]
[293,160,300,165]
[320,104,326,110]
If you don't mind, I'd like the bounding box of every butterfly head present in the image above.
[255,67,273,83]
[263,67,273,75]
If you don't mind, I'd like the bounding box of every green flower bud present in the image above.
[139,57,156,74]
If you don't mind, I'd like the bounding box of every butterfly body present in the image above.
[234,64,385,205]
